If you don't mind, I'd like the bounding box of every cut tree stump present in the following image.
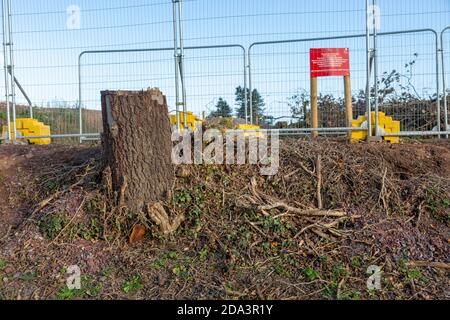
[101,88,174,214]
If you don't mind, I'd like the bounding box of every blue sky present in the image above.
[2,0,450,120]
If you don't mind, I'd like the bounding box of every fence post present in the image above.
[1,0,10,141]
[435,30,441,138]
[344,75,353,141]
[311,76,318,138]
[372,0,380,137]
[442,27,450,138]
[6,0,16,143]
[244,59,248,124]
[365,0,372,139]
[248,46,253,125]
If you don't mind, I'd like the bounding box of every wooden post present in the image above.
[311,77,318,138]
[344,75,353,141]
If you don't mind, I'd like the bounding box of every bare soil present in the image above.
[0,139,449,300]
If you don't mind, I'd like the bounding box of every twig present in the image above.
[311,228,335,241]
[245,218,267,237]
[259,202,346,217]
[378,167,389,215]
[336,277,346,300]
[31,178,85,216]
[316,154,322,210]
[50,196,86,245]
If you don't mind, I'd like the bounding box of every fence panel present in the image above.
[249,35,368,130]
[79,45,246,134]
[2,1,450,142]
[376,30,439,133]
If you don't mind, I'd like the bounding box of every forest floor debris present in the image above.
[0,139,449,300]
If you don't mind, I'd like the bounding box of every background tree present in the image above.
[208,97,232,118]
[288,89,310,127]
[235,86,265,124]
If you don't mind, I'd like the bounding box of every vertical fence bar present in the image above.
[78,53,83,142]
[248,48,253,125]
[373,0,379,136]
[178,0,187,128]
[244,59,248,124]
[1,0,10,141]
[7,0,16,143]
[365,0,372,138]
[435,31,441,137]
[441,27,449,138]
[172,0,180,129]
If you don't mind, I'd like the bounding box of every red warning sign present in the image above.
[310,48,350,77]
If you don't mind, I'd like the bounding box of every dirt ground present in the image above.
[0,139,449,300]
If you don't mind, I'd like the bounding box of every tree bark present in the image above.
[101,88,174,214]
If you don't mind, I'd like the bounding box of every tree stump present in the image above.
[101,88,174,214]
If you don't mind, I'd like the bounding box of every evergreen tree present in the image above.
[208,97,232,118]
[235,86,265,123]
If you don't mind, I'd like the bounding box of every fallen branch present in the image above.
[259,202,347,217]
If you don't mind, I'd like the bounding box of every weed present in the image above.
[332,264,348,280]
[340,290,362,300]
[351,256,362,269]
[57,287,79,300]
[398,259,424,284]
[18,271,37,281]
[199,245,209,262]
[322,283,338,299]
[167,251,178,260]
[56,275,101,300]
[0,260,6,271]
[150,257,167,270]
[81,276,102,297]
[262,216,285,233]
[273,263,287,276]
[123,275,142,294]
[303,267,320,281]
[101,266,115,278]
[39,213,67,240]
[172,265,189,278]
[405,268,423,282]
[79,217,102,241]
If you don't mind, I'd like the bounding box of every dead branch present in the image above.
[259,202,346,217]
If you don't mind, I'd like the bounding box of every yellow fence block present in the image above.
[170,112,202,132]
[1,118,51,145]
[351,112,401,144]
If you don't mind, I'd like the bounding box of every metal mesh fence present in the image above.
[249,35,368,129]
[375,30,439,132]
[79,45,246,133]
[1,0,450,141]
